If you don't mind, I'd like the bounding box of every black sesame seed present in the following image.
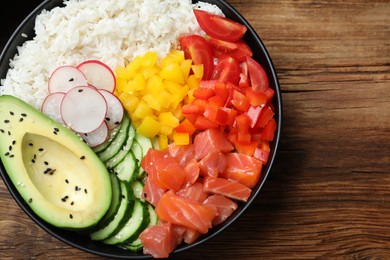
[28,198,33,203]
[48,169,56,175]
[69,78,74,82]
[44,161,49,165]
[80,156,85,160]
[9,111,14,115]
[84,189,88,194]
[65,179,69,184]
[9,154,14,158]
[115,121,120,125]
[8,146,12,151]
[121,195,125,199]
[71,201,74,206]
[75,186,81,191]
[29,143,33,146]
[7,131,11,136]
[31,159,35,163]
[12,140,16,145]
[54,127,59,132]
[53,131,58,135]
[105,117,110,121]
[21,113,27,117]
[39,148,44,152]
[0,129,4,133]
[4,120,10,123]
[143,193,147,198]
[33,154,36,159]
[19,118,24,122]
[4,152,9,156]
[69,214,73,219]
[78,89,83,93]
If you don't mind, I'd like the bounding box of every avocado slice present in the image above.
[0,95,112,230]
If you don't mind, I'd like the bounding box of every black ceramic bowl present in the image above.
[0,0,281,258]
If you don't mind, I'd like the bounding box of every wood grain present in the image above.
[1,0,389,259]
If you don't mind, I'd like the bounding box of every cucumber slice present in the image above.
[112,151,137,182]
[90,181,134,241]
[105,125,136,169]
[147,203,158,226]
[94,172,122,230]
[98,113,130,161]
[121,203,158,252]
[93,121,121,153]
[133,133,153,179]
[131,180,145,202]
[103,199,149,245]
[122,238,143,252]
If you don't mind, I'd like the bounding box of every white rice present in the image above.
[0,0,223,109]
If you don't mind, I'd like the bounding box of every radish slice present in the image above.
[81,121,109,148]
[77,60,116,92]
[41,92,66,124]
[61,86,107,133]
[48,65,88,93]
[98,89,124,129]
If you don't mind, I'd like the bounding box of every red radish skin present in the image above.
[98,89,124,129]
[60,86,107,133]
[77,60,116,92]
[48,65,88,94]
[81,121,109,147]
[41,92,65,124]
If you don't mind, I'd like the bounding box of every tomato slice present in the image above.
[194,9,247,42]
[205,35,238,52]
[211,56,241,85]
[180,35,214,80]
[246,56,269,92]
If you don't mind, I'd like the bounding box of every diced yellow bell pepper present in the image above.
[133,100,153,119]
[142,51,158,68]
[187,74,200,90]
[115,78,128,92]
[173,132,190,145]
[169,49,185,64]
[142,66,160,80]
[158,134,168,150]
[159,124,174,136]
[159,112,179,128]
[120,93,139,114]
[191,64,204,79]
[180,59,193,79]
[115,66,131,80]
[142,94,161,111]
[137,115,161,138]
[153,89,172,110]
[126,55,143,77]
[160,63,185,84]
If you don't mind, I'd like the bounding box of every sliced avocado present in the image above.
[0,95,112,230]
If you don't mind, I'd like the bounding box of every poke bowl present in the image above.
[0,0,281,258]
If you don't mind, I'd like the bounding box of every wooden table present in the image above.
[1,0,389,259]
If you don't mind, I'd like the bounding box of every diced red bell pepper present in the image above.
[235,113,251,134]
[193,88,215,100]
[256,106,275,128]
[231,90,250,112]
[261,118,277,141]
[246,106,262,128]
[194,115,219,130]
[182,103,205,115]
[175,119,196,136]
[245,88,267,107]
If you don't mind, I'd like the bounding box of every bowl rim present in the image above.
[0,0,282,258]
